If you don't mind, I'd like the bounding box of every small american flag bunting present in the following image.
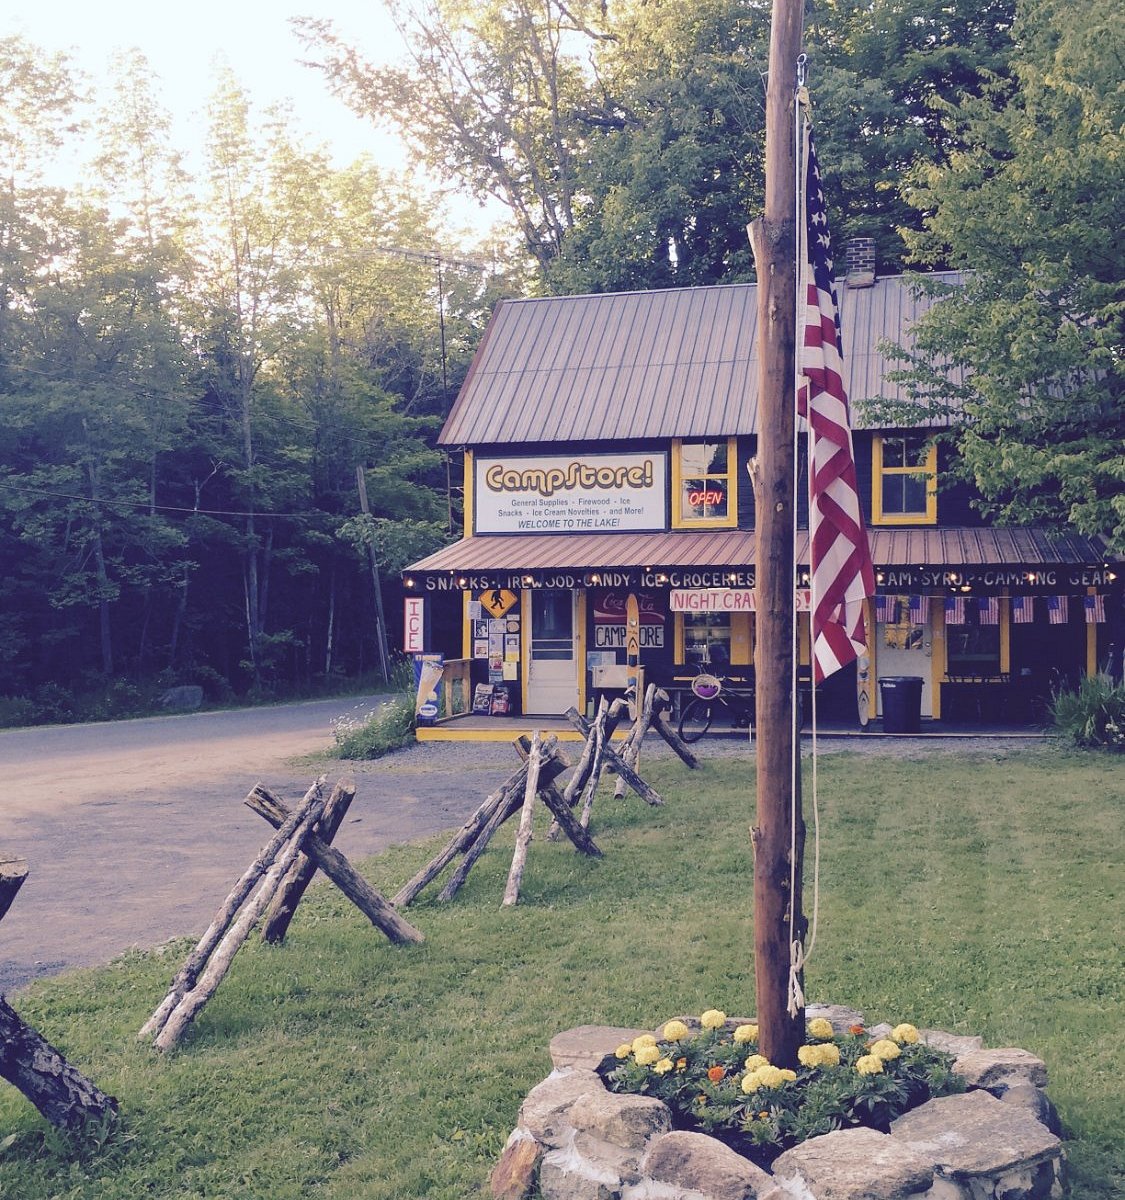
[945,597,966,625]
[978,597,999,626]
[909,594,930,625]
[1084,594,1106,624]
[1011,596,1034,623]
[1047,595,1069,625]
[875,595,896,624]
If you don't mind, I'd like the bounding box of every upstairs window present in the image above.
[672,438,737,528]
[873,435,937,524]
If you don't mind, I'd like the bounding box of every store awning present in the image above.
[403,527,1113,592]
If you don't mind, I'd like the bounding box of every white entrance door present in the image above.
[876,596,933,717]
[526,590,578,715]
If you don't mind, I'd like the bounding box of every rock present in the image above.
[772,1127,934,1199]
[569,1086,671,1150]
[551,1025,647,1071]
[920,1029,984,1057]
[539,1136,627,1200]
[890,1089,1062,1179]
[866,1022,894,1041]
[520,1069,606,1147]
[490,1128,544,1200]
[998,1084,1063,1136]
[805,1003,866,1034]
[160,685,203,710]
[639,1130,774,1199]
[953,1048,1049,1091]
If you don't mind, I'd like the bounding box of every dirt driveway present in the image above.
[1,703,1042,996]
[0,700,518,995]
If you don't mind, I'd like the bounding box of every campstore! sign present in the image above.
[475,452,667,534]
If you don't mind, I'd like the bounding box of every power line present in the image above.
[0,479,336,521]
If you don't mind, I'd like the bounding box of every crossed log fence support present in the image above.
[140,776,423,1053]
[0,855,118,1132]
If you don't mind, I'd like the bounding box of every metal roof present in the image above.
[405,527,1108,577]
[439,273,965,447]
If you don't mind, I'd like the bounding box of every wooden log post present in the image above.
[501,733,542,907]
[152,798,326,1052]
[244,787,424,945]
[140,778,326,1042]
[0,997,117,1131]
[391,771,524,907]
[578,702,610,830]
[749,0,807,1069]
[261,778,357,943]
[0,855,29,925]
[613,683,658,800]
[565,708,664,808]
[650,690,700,768]
[436,739,570,902]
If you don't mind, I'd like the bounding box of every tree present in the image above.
[878,0,1124,548]
[804,0,1017,273]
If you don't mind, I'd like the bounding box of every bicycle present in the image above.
[677,671,754,742]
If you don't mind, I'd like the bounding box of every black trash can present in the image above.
[879,675,924,733]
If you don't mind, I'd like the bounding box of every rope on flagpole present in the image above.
[788,56,821,1019]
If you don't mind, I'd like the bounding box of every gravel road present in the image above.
[0,703,1045,995]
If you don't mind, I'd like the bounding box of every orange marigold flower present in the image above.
[707,1066,725,1083]
[676,1058,687,1070]
[849,1024,866,1035]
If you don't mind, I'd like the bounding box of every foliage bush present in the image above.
[1050,675,1125,748]
[603,1014,962,1167]
[332,664,418,759]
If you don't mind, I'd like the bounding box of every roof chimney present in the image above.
[845,237,876,289]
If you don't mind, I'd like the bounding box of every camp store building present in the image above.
[403,268,1121,727]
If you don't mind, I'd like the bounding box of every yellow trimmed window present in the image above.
[672,438,737,528]
[872,435,937,524]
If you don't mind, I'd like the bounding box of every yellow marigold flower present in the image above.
[654,1058,674,1075]
[758,1111,769,1120]
[700,1009,727,1030]
[870,1039,901,1061]
[634,1044,660,1066]
[733,1024,759,1043]
[798,1044,823,1067]
[744,1054,769,1071]
[892,1023,920,1044]
[817,1043,841,1067]
[615,1043,633,1059]
[632,1034,658,1052]
[856,1054,884,1076]
[807,1017,835,1040]
[742,1064,793,1093]
[662,1020,690,1042]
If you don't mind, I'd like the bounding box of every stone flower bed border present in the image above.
[491,1005,1065,1200]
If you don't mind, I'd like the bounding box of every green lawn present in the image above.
[1,745,1121,1198]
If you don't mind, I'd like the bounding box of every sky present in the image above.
[6,0,498,234]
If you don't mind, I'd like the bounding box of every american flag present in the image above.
[798,117,875,682]
[978,597,999,625]
[1047,595,1069,625]
[1011,596,1034,623]
[909,594,930,625]
[1084,594,1106,623]
[945,597,966,624]
[875,595,897,624]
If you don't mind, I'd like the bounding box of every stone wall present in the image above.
[490,1008,1065,1200]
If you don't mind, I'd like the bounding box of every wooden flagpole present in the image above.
[747,0,806,1068]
